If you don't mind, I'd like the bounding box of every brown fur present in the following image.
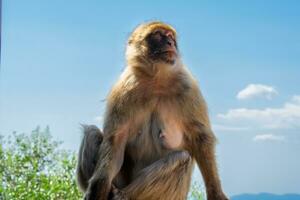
[77,21,228,200]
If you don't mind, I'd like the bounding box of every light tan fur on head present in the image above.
[127,21,177,45]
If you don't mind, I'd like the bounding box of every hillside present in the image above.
[231,193,300,200]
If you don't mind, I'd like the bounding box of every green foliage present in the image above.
[189,182,205,200]
[0,126,204,200]
[0,126,82,200]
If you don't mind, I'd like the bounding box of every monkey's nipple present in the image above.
[159,129,165,139]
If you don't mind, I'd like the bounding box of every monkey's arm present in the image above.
[84,94,134,200]
[188,123,228,200]
[85,82,145,200]
[184,88,228,200]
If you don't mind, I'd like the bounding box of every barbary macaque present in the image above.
[77,21,228,200]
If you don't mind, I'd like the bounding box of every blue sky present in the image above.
[1,0,300,196]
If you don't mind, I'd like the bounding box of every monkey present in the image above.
[77,21,228,200]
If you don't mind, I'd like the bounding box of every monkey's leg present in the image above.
[189,124,228,200]
[77,125,129,200]
[76,125,103,192]
[123,151,193,200]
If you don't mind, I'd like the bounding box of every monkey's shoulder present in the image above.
[105,68,206,120]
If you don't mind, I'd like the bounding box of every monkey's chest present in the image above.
[126,105,185,175]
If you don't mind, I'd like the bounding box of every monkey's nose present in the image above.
[163,35,174,47]
[166,38,174,46]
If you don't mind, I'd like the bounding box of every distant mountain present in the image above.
[231,193,300,200]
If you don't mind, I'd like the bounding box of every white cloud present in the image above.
[291,95,300,103]
[253,134,285,142]
[218,95,300,129]
[237,84,278,100]
[212,124,249,131]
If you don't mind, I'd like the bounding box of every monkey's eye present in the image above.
[152,31,163,41]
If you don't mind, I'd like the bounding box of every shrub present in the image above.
[0,126,82,200]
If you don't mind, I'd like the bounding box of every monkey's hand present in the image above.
[84,175,111,200]
[110,184,128,200]
[84,171,111,200]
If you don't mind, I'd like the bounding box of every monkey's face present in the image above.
[127,22,179,66]
[145,28,178,64]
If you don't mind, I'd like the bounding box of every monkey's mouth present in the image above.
[161,50,177,55]
[162,50,177,57]
[160,45,177,54]
[153,49,176,55]
[154,49,177,58]
[151,48,177,64]
[153,45,177,55]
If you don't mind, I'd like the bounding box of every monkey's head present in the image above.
[126,21,179,67]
